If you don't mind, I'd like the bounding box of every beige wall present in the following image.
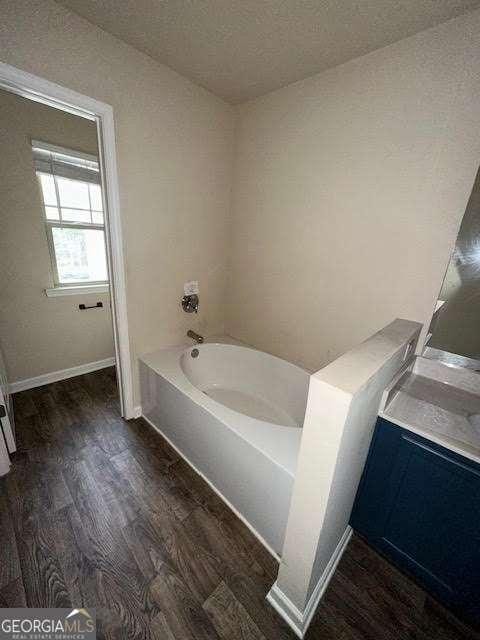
[0,89,114,382]
[2,2,480,403]
[227,11,480,373]
[0,0,235,400]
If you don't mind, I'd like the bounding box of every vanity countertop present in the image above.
[380,356,480,465]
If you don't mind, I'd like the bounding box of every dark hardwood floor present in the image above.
[1,367,478,640]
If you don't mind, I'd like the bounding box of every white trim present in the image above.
[132,405,142,419]
[266,583,304,638]
[96,96,134,419]
[45,283,110,298]
[45,284,110,297]
[0,62,134,419]
[0,435,11,478]
[141,412,281,562]
[267,526,353,638]
[1,416,16,454]
[10,357,116,394]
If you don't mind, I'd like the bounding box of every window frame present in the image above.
[33,141,109,288]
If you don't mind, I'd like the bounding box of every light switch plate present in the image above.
[184,281,199,295]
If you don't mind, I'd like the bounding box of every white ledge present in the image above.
[45,284,110,297]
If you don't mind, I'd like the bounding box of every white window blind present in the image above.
[32,140,100,185]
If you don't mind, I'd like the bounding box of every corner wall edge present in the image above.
[267,525,353,637]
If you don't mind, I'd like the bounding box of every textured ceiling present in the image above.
[56,0,480,103]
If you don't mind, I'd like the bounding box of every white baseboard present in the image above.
[132,405,142,419]
[267,525,353,638]
[10,357,116,393]
[140,412,280,562]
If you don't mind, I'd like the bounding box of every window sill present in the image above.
[45,284,110,297]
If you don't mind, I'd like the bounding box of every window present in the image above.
[33,141,109,288]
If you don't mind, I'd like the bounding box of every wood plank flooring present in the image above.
[1,367,478,640]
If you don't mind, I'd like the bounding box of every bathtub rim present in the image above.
[140,342,309,477]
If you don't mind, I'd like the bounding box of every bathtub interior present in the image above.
[180,343,310,427]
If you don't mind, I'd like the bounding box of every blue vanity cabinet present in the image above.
[350,417,480,626]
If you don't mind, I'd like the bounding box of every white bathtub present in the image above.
[139,341,310,554]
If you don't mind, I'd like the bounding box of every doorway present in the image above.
[0,62,133,451]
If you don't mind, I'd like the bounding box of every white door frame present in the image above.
[0,62,135,419]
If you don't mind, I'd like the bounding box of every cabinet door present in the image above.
[350,418,480,625]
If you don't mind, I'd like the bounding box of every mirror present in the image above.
[424,167,480,370]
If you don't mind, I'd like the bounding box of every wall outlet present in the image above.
[184,281,199,295]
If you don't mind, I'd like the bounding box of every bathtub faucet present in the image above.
[187,330,204,344]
